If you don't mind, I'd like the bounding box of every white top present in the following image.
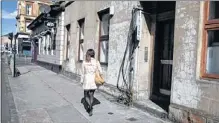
[80,58,103,90]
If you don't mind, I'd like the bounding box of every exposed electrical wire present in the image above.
[116,7,141,106]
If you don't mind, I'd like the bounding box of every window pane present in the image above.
[100,14,109,36]
[66,25,70,41]
[68,31,70,41]
[26,22,31,33]
[208,30,219,47]
[48,35,52,55]
[38,4,42,15]
[206,30,219,74]
[209,1,219,20]
[40,38,43,54]
[26,5,31,15]
[100,41,108,63]
[79,43,84,60]
[81,21,84,39]
[78,20,85,40]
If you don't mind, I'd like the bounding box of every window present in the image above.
[26,4,32,16]
[66,24,70,60]
[43,36,46,54]
[46,34,52,55]
[38,4,42,15]
[25,21,31,33]
[201,1,219,79]
[51,28,56,54]
[38,37,41,55]
[98,9,110,64]
[78,18,85,61]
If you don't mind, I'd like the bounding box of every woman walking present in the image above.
[80,49,103,116]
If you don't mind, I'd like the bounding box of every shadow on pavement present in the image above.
[81,97,101,113]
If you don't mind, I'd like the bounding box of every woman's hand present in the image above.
[100,74,104,78]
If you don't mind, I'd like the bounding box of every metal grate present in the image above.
[126,117,138,121]
[108,112,114,115]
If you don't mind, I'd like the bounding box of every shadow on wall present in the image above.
[115,3,154,105]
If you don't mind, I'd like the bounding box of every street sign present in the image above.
[45,22,55,28]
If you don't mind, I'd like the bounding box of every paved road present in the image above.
[1,57,19,123]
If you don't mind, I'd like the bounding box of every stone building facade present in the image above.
[15,0,51,56]
[169,1,219,123]
[16,0,51,33]
[28,1,72,72]
[42,1,219,122]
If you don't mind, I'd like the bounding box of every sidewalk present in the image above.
[8,64,171,123]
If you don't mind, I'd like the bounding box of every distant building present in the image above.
[15,0,51,56]
[1,36,11,50]
[28,1,71,72]
[1,35,12,50]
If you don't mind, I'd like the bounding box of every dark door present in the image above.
[152,19,175,111]
[32,39,38,62]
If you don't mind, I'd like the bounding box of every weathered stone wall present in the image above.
[62,1,138,93]
[170,1,219,122]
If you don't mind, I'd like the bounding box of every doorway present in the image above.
[140,1,176,112]
[33,39,39,62]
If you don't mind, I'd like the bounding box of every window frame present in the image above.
[66,24,71,61]
[25,20,32,33]
[38,3,42,16]
[26,3,33,16]
[201,1,219,79]
[98,8,110,65]
[78,18,85,62]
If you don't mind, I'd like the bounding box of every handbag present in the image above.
[95,60,105,85]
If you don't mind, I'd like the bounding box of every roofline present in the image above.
[27,3,66,30]
[27,13,45,29]
[27,1,74,30]
[15,32,30,38]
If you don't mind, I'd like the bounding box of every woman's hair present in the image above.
[85,49,95,62]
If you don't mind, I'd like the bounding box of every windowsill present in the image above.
[201,73,219,79]
[198,77,219,85]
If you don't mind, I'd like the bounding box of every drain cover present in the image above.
[108,112,114,115]
[127,117,138,121]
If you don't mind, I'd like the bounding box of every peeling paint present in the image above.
[172,1,201,109]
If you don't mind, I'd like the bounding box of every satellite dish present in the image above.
[39,4,51,14]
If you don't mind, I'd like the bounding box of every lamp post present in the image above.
[8,32,16,77]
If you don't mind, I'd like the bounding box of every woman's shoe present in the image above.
[89,108,93,116]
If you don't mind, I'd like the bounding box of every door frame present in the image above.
[150,11,175,99]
